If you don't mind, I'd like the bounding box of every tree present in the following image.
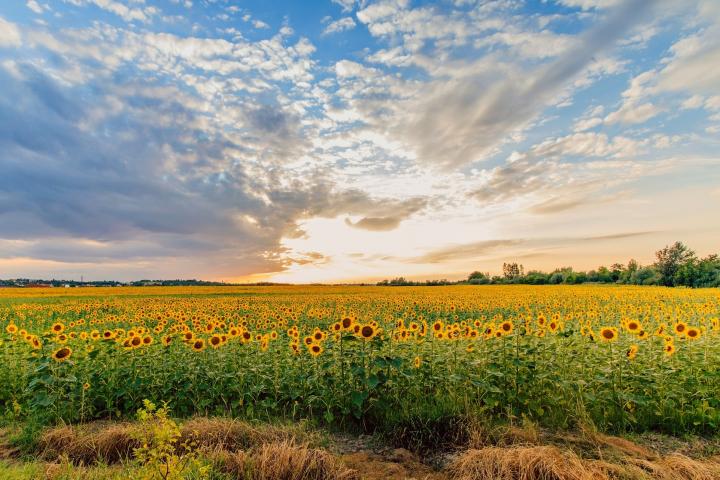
[621,259,639,284]
[654,242,696,287]
[467,271,490,285]
[502,262,523,279]
[632,266,660,285]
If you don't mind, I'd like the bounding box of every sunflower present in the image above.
[360,324,376,339]
[548,321,560,333]
[432,321,444,332]
[685,327,701,340]
[162,335,173,347]
[6,323,18,334]
[626,344,638,360]
[673,322,687,336]
[130,336,142,348]
[599,327,618,342]
[332,322,342,332]
[192,339,205,352]
[142,335,153,345]
[341,317,353,330]
[499,321,513,335]
[30,337,42,349]
[413,356,422,368]
[209,334,222,348]
[52,346,72,362]
[664,343,676,356]
[625,320,641,334]
[102,330,115,340]
[308,343,323,357]
[83,382,90,391]
[51,322,65,334]
[466,344,475,353]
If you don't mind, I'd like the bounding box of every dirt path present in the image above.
[332,433,449,480]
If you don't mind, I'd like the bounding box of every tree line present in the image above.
[378,242,720,288]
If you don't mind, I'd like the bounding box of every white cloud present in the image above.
[332,0,356,12]
[27,0,45,14]
[681,94,705,109]
[323,17,356,35]
[70,0,156,23]
[531,132,640,159]
[656,29,720,97]
[573,116,603,132]
[0,17,22,47]
[558,0,621,10]
[605,102,659,125]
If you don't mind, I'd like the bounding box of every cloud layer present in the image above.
[0,0,719,282]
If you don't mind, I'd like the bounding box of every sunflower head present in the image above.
[413,356,422,368]
[685,327,701,340]
[673,322,687,336]
[360,324,376,339]
[52,347,72,362]
[192,339,205,352]
[599,327,618,342]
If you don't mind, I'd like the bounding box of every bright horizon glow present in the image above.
[0,1,719,283]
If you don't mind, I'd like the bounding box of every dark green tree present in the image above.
[654,242,696,286]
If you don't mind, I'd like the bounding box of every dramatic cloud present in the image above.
[0,1,718,282]
[345,0,657,170]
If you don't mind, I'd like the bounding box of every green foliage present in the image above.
[133,400,208,480]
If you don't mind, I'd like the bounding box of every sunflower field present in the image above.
[1,285,719,436]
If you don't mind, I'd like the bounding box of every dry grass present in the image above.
[628,454,720,480]
[248,440,359,480]
[448,445,595,480]
[210,440,359,480]
[30,420,720,480]
[37,423,139,465]
[36,417,316,466]
[448,443,720,480]
[179,417,314,452]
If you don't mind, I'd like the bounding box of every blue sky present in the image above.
[0,0,719,282]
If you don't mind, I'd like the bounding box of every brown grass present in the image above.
[179,417,314,452]
[36,417,316,465]
[448,445,594,480]
[37,423,139,465]
[448,443,720,480]
[242,440,358,480]
[629,453,720,480]
[31,420,720,480]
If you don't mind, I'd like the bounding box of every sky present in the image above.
[0,0,719,283]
